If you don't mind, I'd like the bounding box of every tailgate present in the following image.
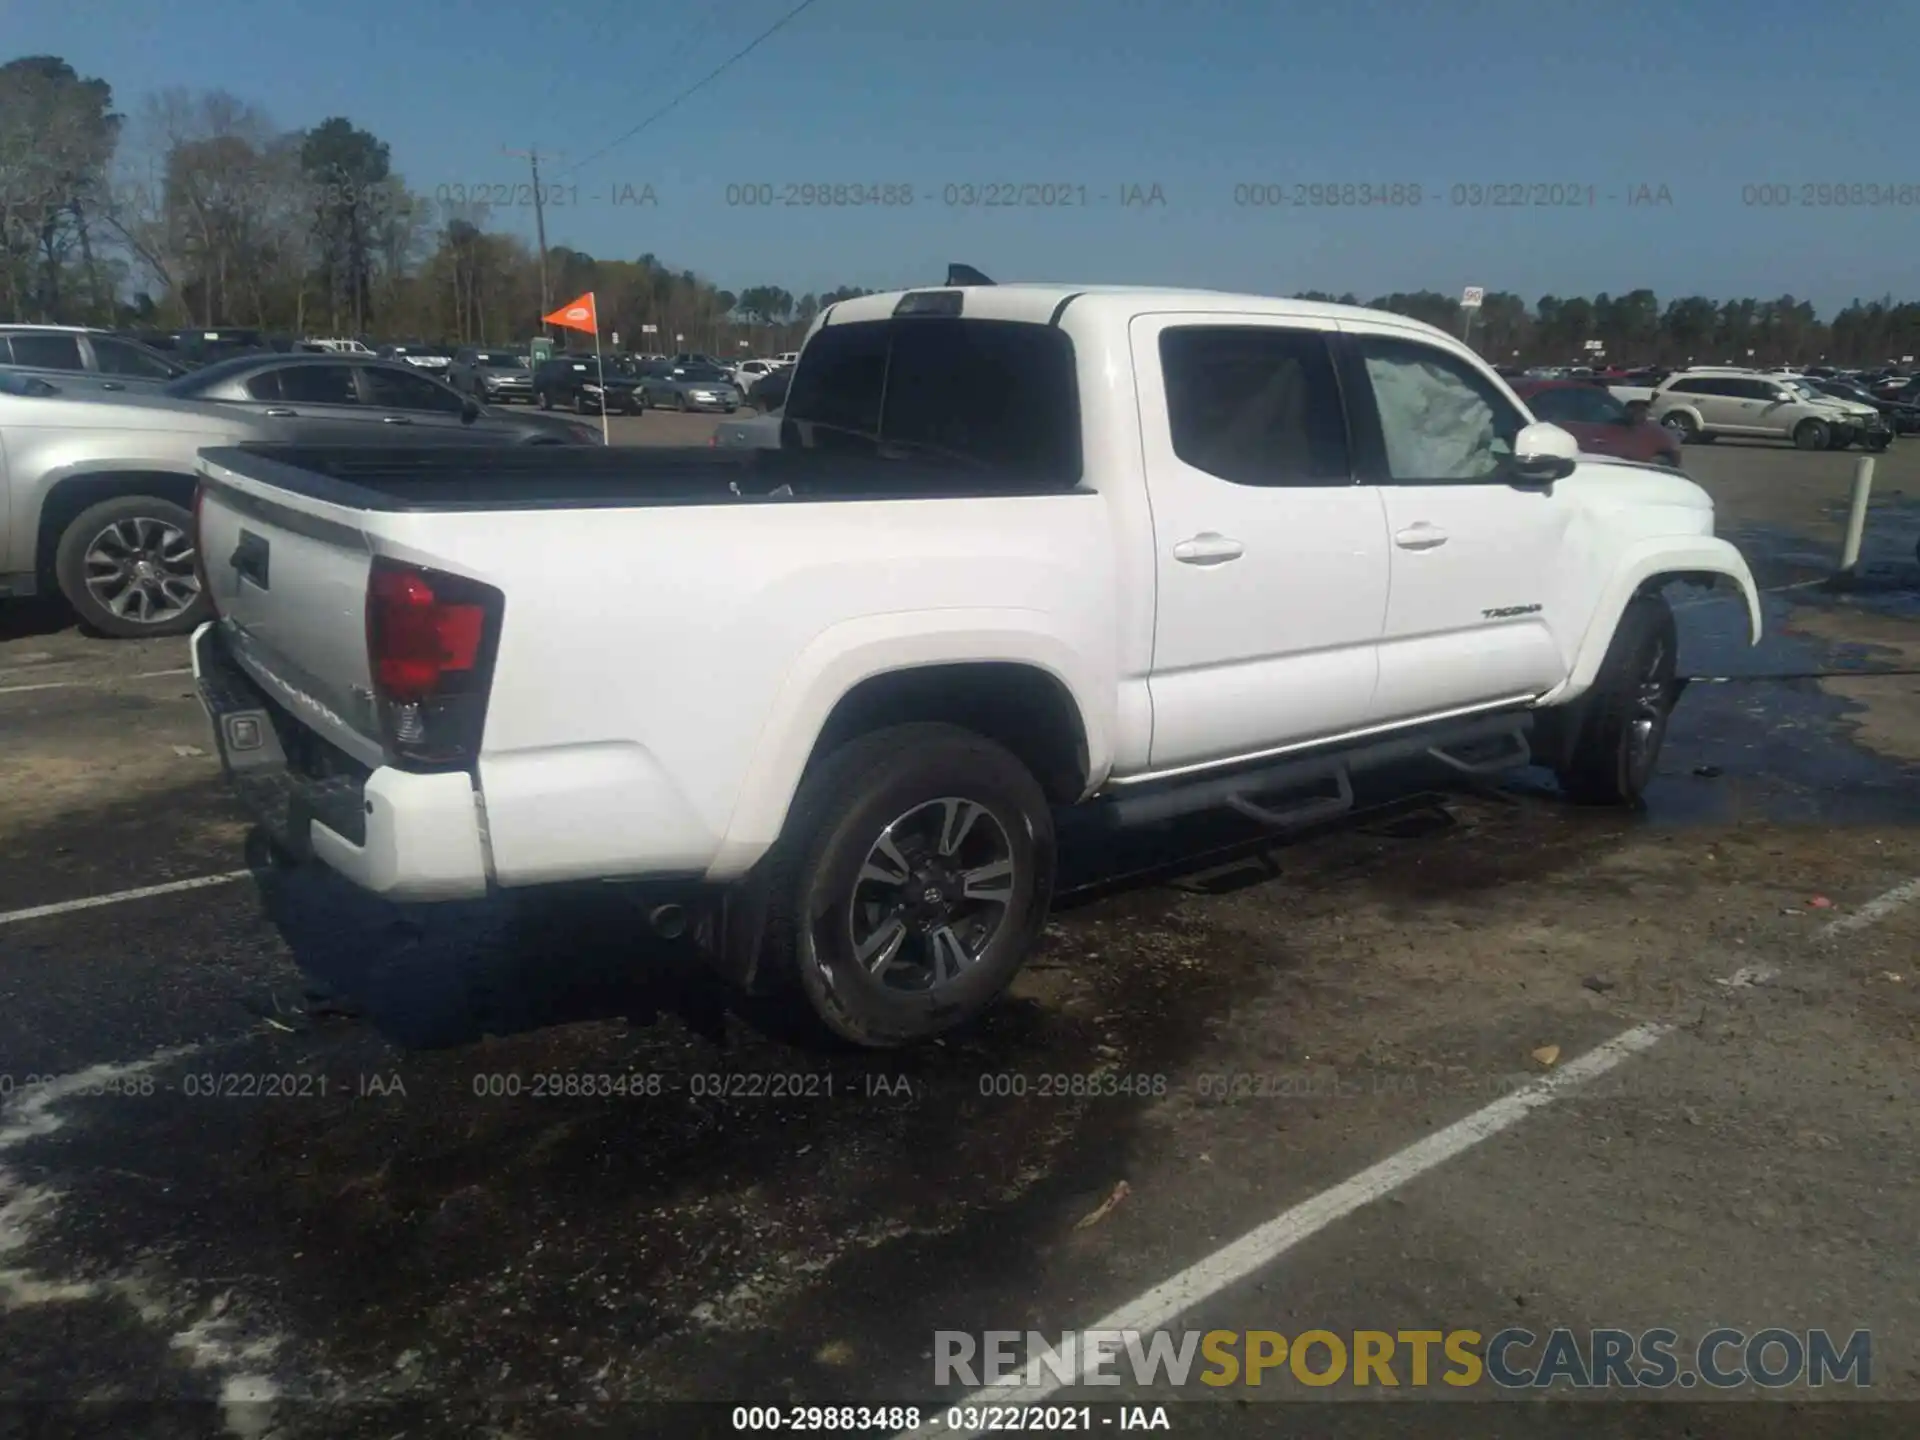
[195,451,384,767]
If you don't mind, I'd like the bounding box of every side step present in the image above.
[1105,712,1533,831]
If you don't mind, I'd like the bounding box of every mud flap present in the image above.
[705,874,776,995]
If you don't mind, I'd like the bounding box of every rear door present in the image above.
[1337,324,1571,724]
[1133,315,1389,769]
[239,362,376,441]
[83,334,183,391]
[3,331,88,385]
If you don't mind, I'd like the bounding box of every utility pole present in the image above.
[501,146,561,334]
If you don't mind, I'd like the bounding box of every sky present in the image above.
[6,0,1918,314]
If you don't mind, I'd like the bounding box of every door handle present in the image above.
[100,381,125,391]
[1394,524,1449,550]
[1172,532,1245,565]
[263,408,297,417]
[381,415,413,424]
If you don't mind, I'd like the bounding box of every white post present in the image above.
[1837,454,1874,577]
[590,293,609,447]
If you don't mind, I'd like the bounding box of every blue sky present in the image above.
[9,0,1917,312]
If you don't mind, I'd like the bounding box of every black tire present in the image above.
[1661,411,1699,444]
[538,390,553,410]
[54,494,211,639]
[1868,433,1893,453]
[754,723,1056,1047]
[1793,418,1830,451]
[575,392,591,415]
[674,392,689,412]
[1554,594,1678,807]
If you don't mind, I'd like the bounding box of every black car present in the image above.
[532,354,644,414]
[1808,378,1920,437]
[172,328,272,367]
[163,353,603,444]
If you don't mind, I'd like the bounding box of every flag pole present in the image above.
[591,293,609,446]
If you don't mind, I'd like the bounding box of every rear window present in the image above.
[785,317,1081,482]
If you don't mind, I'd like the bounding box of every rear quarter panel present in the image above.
[372,493,1121,885]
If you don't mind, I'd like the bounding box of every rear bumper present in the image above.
[191,622,490,900]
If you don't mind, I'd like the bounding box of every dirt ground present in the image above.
[0,420,1916,1439]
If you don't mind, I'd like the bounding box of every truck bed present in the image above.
[198,444,1086,512]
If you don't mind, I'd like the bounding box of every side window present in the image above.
[362,365,464,413]
[7,333,85,370]
[1355,335,1524,483]
[784,320,888,435]
[243,370,283,401]
[882,318,1081,479]
[1666,378,1702,395]
[276,364,360,405]
[90,336,178,379]
[1158,326,1350,486]
[1734,379,1779,400]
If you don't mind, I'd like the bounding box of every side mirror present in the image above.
[1508,421,1579,485]
[461,396,481,422]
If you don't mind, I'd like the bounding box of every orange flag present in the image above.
[543,292,598,333]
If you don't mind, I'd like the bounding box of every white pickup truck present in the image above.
[189,281,1761,1047]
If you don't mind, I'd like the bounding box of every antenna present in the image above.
[946,264,995,287]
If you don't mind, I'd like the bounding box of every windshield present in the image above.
[478,352,525,367]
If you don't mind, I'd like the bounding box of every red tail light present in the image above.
[365,559,503,769]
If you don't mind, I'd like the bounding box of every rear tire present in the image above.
[54,495,211,639]
[1660,411,1699,444]
[1555,594,1678,807]
[754,723,1056,1048]
[1793,418,1830,451]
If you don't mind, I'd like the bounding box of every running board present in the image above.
[1105,712,1534,830]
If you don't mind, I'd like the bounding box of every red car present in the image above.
[1510,378,1683,467]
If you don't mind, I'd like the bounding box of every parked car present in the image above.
[172,328,272,367]
[1805,377,1920,436]
[731,358,782,393]
[1510,379,1683,467]
[747,365,792,411]
[377,341,453,377]
[636,360,742,412]
[774,351,799,368]
[307,338,375,354]
[187,279,1760,1048]
[532,354,644,414]
[1647,368,1879,450]
[0,324,189,392]
[449,347,535,404]
[164,354,603,447]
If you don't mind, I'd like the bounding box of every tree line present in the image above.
[7,53,1920,364]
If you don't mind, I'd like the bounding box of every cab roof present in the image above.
[817,284,1456,344]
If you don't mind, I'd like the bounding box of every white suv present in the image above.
[1650,367,1879,451]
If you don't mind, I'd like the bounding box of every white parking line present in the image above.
[0,871,254,928]
[906,875,1920,1437]
[902,1022,1669,1433]
[0,667,195,696]
[1816,876,1920,940]
[0,1044,284,1435]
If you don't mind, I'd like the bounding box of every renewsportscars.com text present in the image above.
[934,1327,1872,1390]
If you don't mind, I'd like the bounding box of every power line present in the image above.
[554,0,825,179]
